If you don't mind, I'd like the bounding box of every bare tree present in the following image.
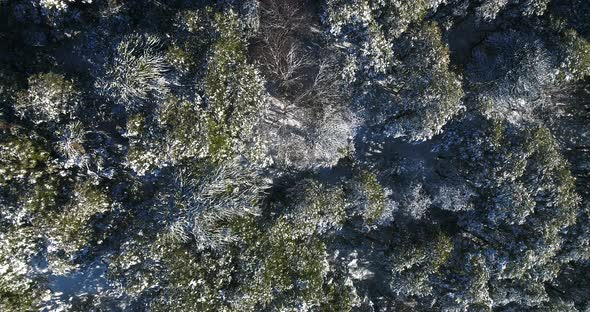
[261,31,310,87]
[293,55,346,107]
[257,0,311,89]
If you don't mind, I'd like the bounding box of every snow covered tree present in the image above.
[323,0,397,81]
[256,0,311,90]
[347,169,395,228]
[441,116,581,309]
[254,0,359,170]
[383,22,464,141]
[261,98,358,170]
[389,228,453,299]
[161,158,268,251]
[476,0,510,21]
[14,72,80,126]
[467,31,554,121]
[55,121,88,169]
[333,20,464,141]
[549,18,590,82]
[433,183,474,212]
[466,24,590,124]
[38,0,92,12]
[204,10,266,163]
[235,178,353,311]
[475,0,551,21]
[98,33,171,110]
[398,182,432,220]
[437,252,493,311]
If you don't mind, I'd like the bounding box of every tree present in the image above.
[124,95,210,176]
[551,0,590,38]
[398,183,432,220]
[0,227,44,311]
[323,0,396,78]
[0,127,60,216]
[433,183,474,212]
[39,0,92,12]
[14,72,80,126]
[347,169,396,228]
[549,18,590,82]
[167,8,215,77]
[326,16,464,141]
[256,0,311,90]
[235,178,354,311]
[161,158,268,251]
[97,33,171,111]
[55,121,89,169]
[467,30,554,122]
[204,10,266,163]
[255,0,359,170]
[437,252,493,311]
[440,116,581,309]
[261,99,358,170]
[44,180,112,274]
[389,226,453,300]
[475,0,551,21]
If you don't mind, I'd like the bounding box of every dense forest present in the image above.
[1,0,589,311]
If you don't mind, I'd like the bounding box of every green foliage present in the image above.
[204,10,265,162]
[157,95,209,161]
[0,228,42,312]
[14,72,80,125]
[0,130,61,310]
[46,180,111,271]
[390,228,453,298]
[386,22,464,141]
[236,179,352,310]
[205,117,232,161]
[0,130,60,214]
[560,28,590,81]
[168,8,215,74]
[149,240,236,312]
[0,135,51,186]
[358,170,388,224]
[439,253,493,310]
[458,117,580,231]
[443,116,582,309]
[239,219,329,310]
[2,1,590,311]
[347,169,392,227]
